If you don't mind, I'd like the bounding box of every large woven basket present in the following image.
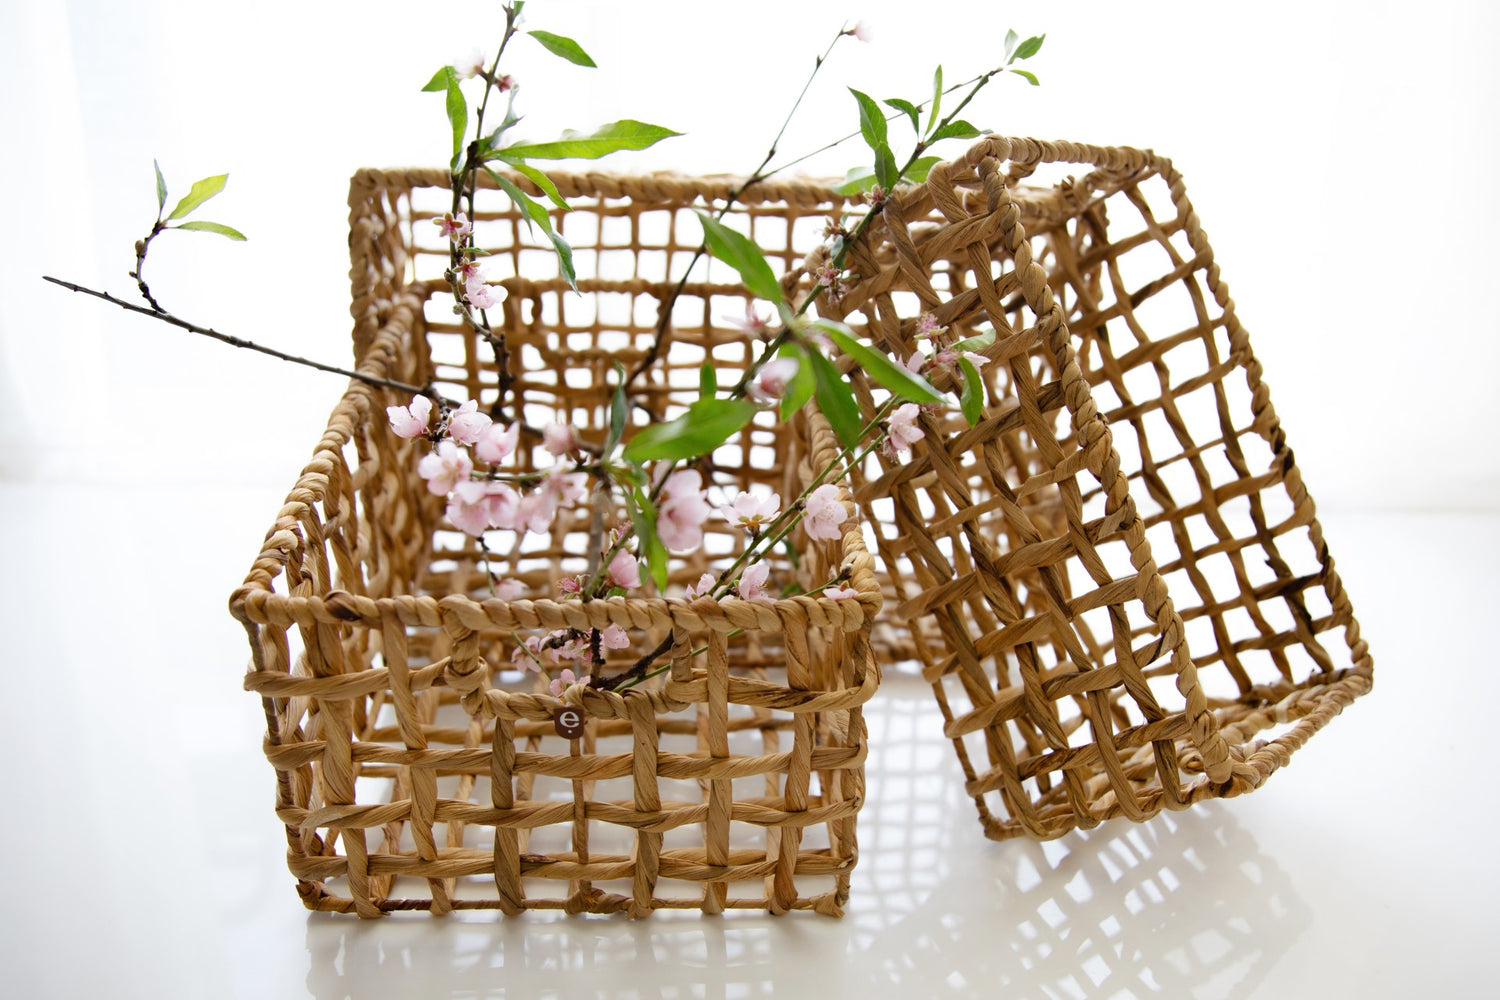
[230,167,882,916]
[814,136,1372,840]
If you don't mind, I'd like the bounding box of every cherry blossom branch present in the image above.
[621,25,852,392]
[709,425,889,599]
[751,67,993,181]
[607,562,857,693]
[592,634,674,692]
[447,9,524,398]
[41,275,455,403]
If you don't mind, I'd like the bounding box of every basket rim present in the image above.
[347,135,1165,206]
[228,314,882,636]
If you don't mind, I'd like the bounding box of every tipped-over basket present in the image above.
[817,136,1372,840]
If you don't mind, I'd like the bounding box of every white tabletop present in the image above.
[0,491,1490,998]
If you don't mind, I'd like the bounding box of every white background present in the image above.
[1,1,1496,997]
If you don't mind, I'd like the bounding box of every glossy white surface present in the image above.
[0,495,1491,998]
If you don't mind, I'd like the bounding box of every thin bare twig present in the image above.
[41,275,452,403]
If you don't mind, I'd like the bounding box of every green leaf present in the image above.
[486,167,577,291]
[834,168,879,195]
[1010,68,1040,86]
[527,29,597,67]
[958,358,983,426]
[884,97,921,133]
[697,211,784,307]
[698,363,717,400]
[778,344,816,422]
[500,120,680,160]
[623,398,757,463]
[626,487,669,593]
[421,66,454,92]
[848,87,887,152]
[930,120,982,143]
[1004,29,1020,62]
[446,73,468,167]
[500,157,569,211]
[874,143,899,192]
[805,348,862,449]
[926,65,943,137]
[1013,34,1045,61]
[816,320,944,405]
[166,174,227,221]
[172,220,246,240]
[606,361,629,454]
[953,327,996,353]
[904,156,942,184]
[153,160,167,215]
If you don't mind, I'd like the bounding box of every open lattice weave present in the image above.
[231,166,883,916]
[813,136,1372,839]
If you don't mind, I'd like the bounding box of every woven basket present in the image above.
[812,136,1373,840]
[230,168,882,917]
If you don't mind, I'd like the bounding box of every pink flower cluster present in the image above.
[386,393,592,548]
[904,312,990,379]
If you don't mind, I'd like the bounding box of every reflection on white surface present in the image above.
[300,675,1307,1000]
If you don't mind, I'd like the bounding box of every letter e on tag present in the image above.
[553,705,585,740]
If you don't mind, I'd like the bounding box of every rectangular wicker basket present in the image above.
[230,168,882,917]
[820,136,1373,840]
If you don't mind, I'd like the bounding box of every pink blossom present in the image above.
[542,422,576,457]
[916,312,946,340]
[802,483,848,541]
[549,667,591,697]
[512,635,545,672]
[387,394,433,439]
[736,563,774,602]
[474,421,520,464]
[815,264,842,290]
[608,550,642,590]
[446,480,493,536]
[435,211,472,242]
[962,351,989,369]
[720,491,780,531]
[515,491,559,535]
[850,20,873,42]
[885,402,924,456]
[748,358,799,406]
[417,441,473,496]
[558,577,583,596]
[903,351,926,376]
[656,469,711,552]
[446,399,492,446]
[824,585,860,601]
[683,573,717,600]
[540,464,588,506]
[545,629,586,662]
[600,624,630,650]
[456,258,484,283]
[727,304,774,338]
[494,579,526,601]
[455,51,487,80]
[466,274,501,310]
[482,482,520,530]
